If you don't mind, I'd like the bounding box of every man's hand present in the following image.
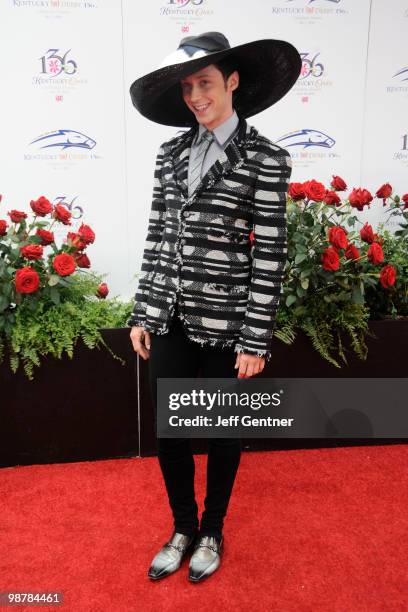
[130,326,151,360]
[234,352,265,378]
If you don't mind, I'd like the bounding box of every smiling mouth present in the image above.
[193,103,211,113]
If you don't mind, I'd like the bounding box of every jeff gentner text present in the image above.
[168,415,294,427]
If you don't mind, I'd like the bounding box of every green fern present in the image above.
[301,320,341,368]
[274,321,297,345]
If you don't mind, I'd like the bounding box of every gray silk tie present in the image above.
[189,129,214,196]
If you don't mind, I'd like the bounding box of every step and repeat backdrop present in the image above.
[0,0,407,301]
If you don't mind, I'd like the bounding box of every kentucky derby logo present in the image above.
[276,129,335,150]
[30,130,96,151]
[39,49,77,77]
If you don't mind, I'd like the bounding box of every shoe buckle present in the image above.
[165,542,186,554]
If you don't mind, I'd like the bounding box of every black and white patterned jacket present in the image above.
[127,116,292,360]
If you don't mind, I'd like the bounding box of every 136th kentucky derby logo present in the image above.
[32,48,87,95]
[299,52,324,79]
[293,51,333,100]
[160,0,213,19]
[39,48,77,77]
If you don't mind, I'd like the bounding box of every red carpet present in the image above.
[1,445,407,612]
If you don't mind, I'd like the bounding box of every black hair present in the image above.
[212,58,239,93]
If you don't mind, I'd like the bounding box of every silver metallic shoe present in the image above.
[188,535,223,582]
[148,531,197,580]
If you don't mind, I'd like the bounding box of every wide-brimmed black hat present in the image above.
[129,31,302,127]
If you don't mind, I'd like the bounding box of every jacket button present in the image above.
[182,211,189,218]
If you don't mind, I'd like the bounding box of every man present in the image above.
[128,32,301,582]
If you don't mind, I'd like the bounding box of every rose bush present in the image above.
[0,194,132,378]
[274,177,407,367]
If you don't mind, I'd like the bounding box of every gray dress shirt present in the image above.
[188,109,239,196]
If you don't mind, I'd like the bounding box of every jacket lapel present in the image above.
[169,117,257,201]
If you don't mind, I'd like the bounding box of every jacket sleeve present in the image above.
[234,147,292,360]
[127,144,166,328]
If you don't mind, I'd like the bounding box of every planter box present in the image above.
[1,321,407,468]
[1,329,139,468]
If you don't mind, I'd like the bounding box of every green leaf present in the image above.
[0,295,10,311]
[296,244,308,254]
[303,213,314,227]
[286,294,297,307]
[301,278,309,290]
[295,253,308,265]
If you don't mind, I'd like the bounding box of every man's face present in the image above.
[180,64,239,131]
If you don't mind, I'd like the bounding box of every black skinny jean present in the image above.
[148,306,242,542]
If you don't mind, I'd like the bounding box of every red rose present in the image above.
[360,222,375,243]
[345,244,360,260]
[402,193,408,209]
[8,209,28,223]
[249,230,255,244]
[330,175,347,191]
[15,266,40,293]
[53,204,72,225]
[288,182,306,201]
[322,246,340,271]
[96,282,109,298]
[20,244,43,260]
[324,190,341,206]
[367,242,384,265]
[304,179,326,202]
[36,228,54,245]
[0,194,2,203]
[67,231,87,250]
[30,196,53,216]
[78,223,95,245]
[375,183,392,200]
[52,252,76,276]
[0,220,8,236]
[74,252,91,268]
[349,188,373,211]
[379,264,396,289]
[328,226,348,249]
